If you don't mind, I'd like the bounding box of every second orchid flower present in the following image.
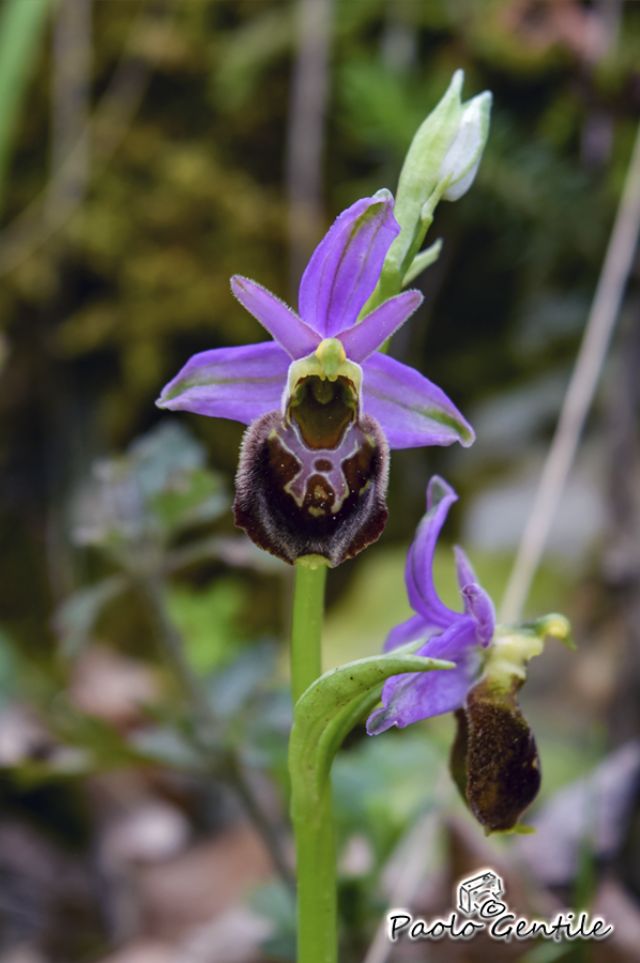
[368,476,572,833]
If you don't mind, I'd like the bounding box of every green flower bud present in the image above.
[381,71,492,291]
[440,91,492,201]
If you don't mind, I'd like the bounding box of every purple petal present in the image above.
[454,547,495,646]
[361,353,475,450]
[157,342,289,424]
[339,290,423,362]
[405,476,460,626]
[367,618,481,734]
[297,192,400,337]
[383,613,431,652]
[231,276,320,359]
[454,544,477,590]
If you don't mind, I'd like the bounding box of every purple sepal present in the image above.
[361,353,474,450]
[156,341,290,425]
[453,547,495,645]
[383,613,432,652]
[367,476,497,734]
[406,477,459,626]
[298,192,400,337]
[367,619,481,733]
[339,290,423,362]
[230,276,320,359]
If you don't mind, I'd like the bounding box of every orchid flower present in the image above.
[367,475,572,833]
[367,475,494,734]
[158,192,473,566]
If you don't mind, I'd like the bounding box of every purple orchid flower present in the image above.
[157,192,473,566]
[367,475,495,734]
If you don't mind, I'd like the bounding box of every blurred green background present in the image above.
[0,1,639,962]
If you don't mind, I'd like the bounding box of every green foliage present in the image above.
[0,0,51,211]
[333,729,445,861]
[0,5,635,956]
[251,880,297,962]
[55,575,128,659]
[0,629,20,710]
[165,578,246,674]
[73,421,228,555]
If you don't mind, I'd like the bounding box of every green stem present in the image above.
[293,783,337,963]
[289,649,453,963]
[292,693,379,963]
[290,555,328,704]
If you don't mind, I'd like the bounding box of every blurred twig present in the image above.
[49,0,92,216]
[285,0,333,293]
[500,120,640,623]
[44,0,93,601]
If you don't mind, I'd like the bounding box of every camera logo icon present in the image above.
[457,870,504,916]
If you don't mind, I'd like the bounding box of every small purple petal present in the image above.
[405,476,460,626]
[383,613,431,652]
[339,290,423,362]
[367,619,481,734]
[297,192,400,337]
[157,342,290,424]
[461,585,495,646]
[231,276,320,359]
[454,547,495,646]
[454,544,477,590]
[361,353,475,450]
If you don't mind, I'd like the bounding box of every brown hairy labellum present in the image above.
[450,678,541,833]
[233,373,389,565]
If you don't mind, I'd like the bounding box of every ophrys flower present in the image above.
[158,193,473,565]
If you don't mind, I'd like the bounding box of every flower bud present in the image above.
[383,71,492,287]
[439,91,492,202]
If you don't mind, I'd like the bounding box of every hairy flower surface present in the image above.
[367,476,494,734]
[158,193,473,565]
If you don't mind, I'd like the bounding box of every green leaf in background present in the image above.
[149,465,227,534]
[0,0,51,215]
[72,422,228,552]
[165,579,247,675]
[0,629,19,709]
[250,880,297,962]
[54,575,128,659]
[205,641,279,720]
[332,730,445,862]
[339,56,426,153]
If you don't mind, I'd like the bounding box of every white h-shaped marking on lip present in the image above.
[278,420,360,514]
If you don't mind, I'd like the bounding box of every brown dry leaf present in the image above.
[590,876,640,963]
[515,740,640,888]
[0,946,47,963]
[176,906,272,963]
[69,646,160,729]
[0,705,55,765]
[97,941,173,963]
[100,799,191,868]
[501,0,608,61]
[135,825,273,940]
